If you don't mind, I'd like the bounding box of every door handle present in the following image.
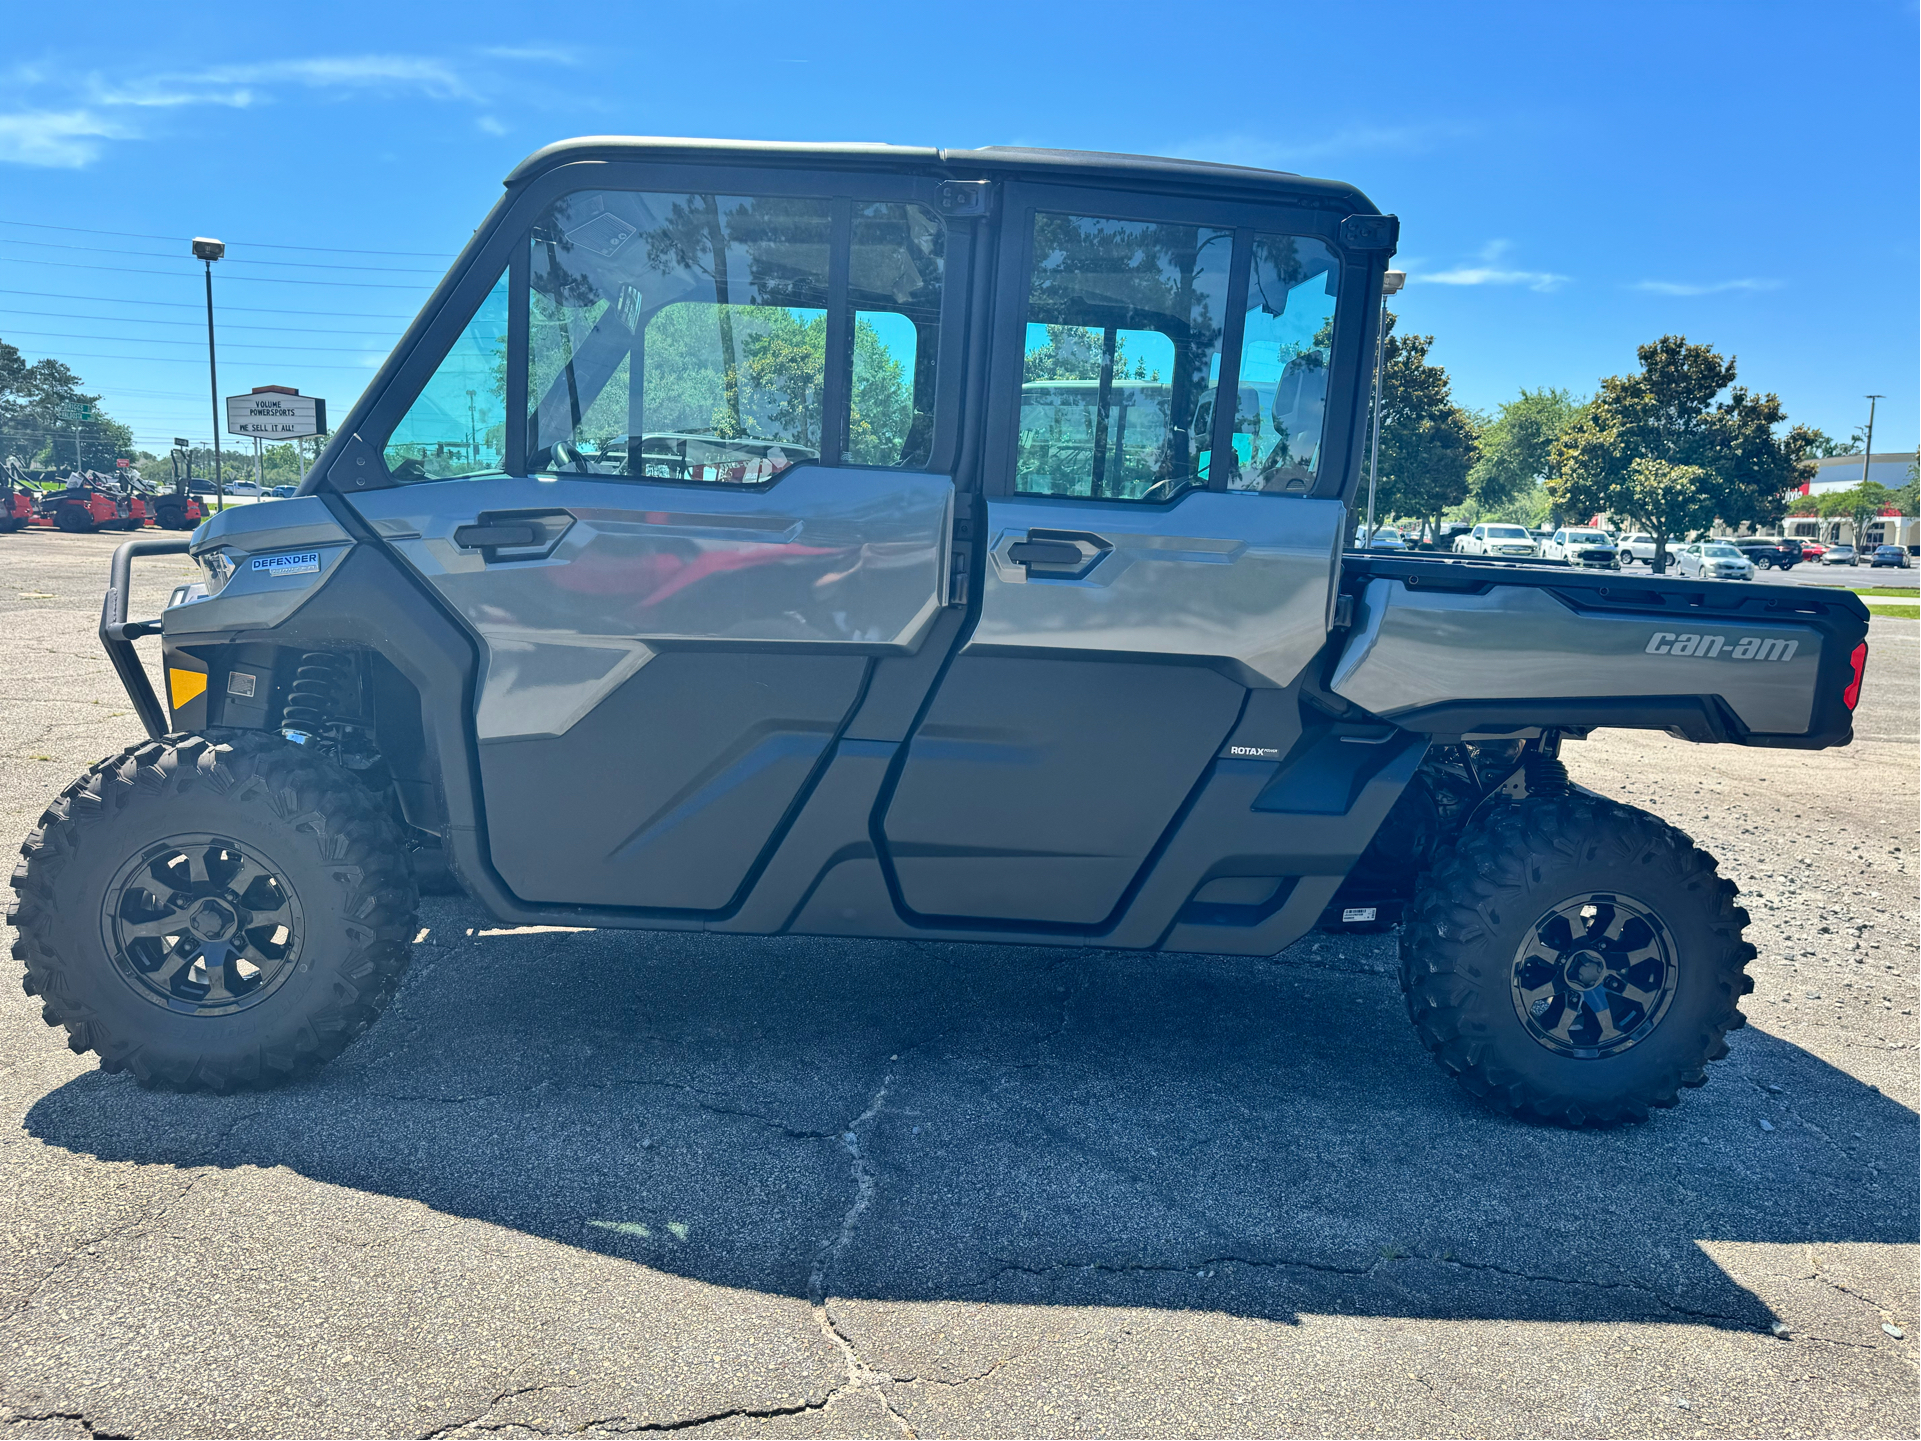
[1004,528,1113,580]
[454,523,539,549]
[1007,538,1085,567]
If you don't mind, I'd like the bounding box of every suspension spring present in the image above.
[282,651,345,732]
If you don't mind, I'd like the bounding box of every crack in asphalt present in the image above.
[5,1171,205,1324]
[808,1072,916,1439]
[1,1411,126,1439]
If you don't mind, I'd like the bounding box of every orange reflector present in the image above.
[1843,642,1867,710]
[168,668,208,710]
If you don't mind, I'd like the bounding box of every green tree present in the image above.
[1624,459,1717,572]
[1548,335,1814,571]
[1800,427,1862,459]
[1818,482,1895,550]
[0,338,134,471]
[1371,313,1479,543]
[1468,387,1587,510]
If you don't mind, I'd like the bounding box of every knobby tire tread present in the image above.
[9,730,418,1092]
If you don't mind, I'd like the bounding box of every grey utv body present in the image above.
[111,138,1868,957]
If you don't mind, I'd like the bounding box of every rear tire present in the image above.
[155,503,187,531]
[10,731,418,1091]
[1401,795,1754,1126]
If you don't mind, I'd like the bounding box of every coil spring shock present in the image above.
[282,651,345,732]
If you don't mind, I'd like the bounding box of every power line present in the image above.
[0,327,391,355]
[0,306,403,337]
[0,235,447,276]
[4,256,434,290]
[0,287,420,320]
[0,217,455,259]
[9,346,380,371]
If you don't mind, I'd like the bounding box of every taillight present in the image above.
[1843,642,1867,710]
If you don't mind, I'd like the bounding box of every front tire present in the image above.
[10,732,418,1091]
[1401,796,1754,1125]
[53,505,93,533]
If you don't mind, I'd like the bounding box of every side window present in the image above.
[525,189,945,484]
[1227,235,1340,493]
[847,202,944,468]
[532,191,831,482]
[1016,213,1233,503]
[383,268,509,482]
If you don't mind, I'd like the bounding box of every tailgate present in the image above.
[1327,558,1870,748]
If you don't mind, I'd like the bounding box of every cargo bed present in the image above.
[1331,554,1870,748]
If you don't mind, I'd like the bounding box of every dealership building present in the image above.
[1781,453,1918,552]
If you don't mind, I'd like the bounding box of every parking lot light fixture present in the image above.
[193,238,226,511]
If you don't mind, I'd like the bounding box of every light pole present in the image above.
[1363,269,1406,549]
[193,237,226,510]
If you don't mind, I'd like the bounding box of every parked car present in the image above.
[1617,532,1658,565]
[1354,525,1409,551]
[1870,544,1911,569]
[1540,527,1620,568]
[268,484,298,498]
[1821,543,1859,567]
[1453,522,1538,558]
[1729,537,1803,570]
[1793,538,1829,560]
[1673,542,1754,581]
[223,479,264,497]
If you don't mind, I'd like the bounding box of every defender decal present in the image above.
[1645,632,1799,661]
[251,550,321,577]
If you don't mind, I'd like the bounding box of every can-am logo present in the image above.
[1645,632,1799,661]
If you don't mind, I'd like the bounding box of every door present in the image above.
[879,187,1360,927]
[349,172,964,911]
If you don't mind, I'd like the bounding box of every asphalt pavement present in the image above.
[2,528,1915,1439]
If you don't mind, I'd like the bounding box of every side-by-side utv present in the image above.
[12,139,1869,1124]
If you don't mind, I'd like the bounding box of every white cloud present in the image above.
[479,45,582,64]
[476,115,509,136]
[118,54,478,106]
[1412,240,1569,293]
[0,108,133,167]
[1629,278,1783,297]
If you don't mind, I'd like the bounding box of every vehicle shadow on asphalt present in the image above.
[25,898,1920,1332]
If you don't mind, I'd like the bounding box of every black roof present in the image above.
[502,136,1377,213]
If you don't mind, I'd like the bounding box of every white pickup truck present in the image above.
[1452,522,1538,559]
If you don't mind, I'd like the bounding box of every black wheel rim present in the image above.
[1510,893,1677,1059]
[99,834,305,1016]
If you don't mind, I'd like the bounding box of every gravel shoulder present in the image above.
[2,531,1915,1439]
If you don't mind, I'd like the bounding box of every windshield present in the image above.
[1485,525,1529,539]
[1703,545,1742,558]
[1568,532,1607,544]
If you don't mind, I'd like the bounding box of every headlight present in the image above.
[197,549,233,596]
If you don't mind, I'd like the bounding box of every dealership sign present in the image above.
[226,386,327,439]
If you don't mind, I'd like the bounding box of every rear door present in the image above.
[878,184,1364,927]
[346,165,967,911]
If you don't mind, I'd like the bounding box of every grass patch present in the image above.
[1869,605,1919,621]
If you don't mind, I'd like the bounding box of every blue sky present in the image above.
[1,0,1914,458]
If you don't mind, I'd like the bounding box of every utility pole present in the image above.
[1860,395,1882,487]
[1363,269,1405,548]
[193,237,226,510]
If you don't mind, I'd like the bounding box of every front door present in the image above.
[350,172,964,912]
[880,186,1358,928]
